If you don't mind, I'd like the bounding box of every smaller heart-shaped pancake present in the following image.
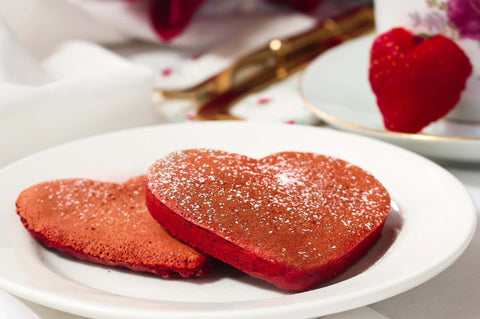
[16,176,209,278]
[146,149,391,291]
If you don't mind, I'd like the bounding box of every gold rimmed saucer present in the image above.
[300,35,480,162]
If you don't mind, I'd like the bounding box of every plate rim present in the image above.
[0,121,476,319]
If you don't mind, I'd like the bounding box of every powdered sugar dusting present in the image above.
[18,176,207,274]
[31,179,148,230]
[147,149,391,269]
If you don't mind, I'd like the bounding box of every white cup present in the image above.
[374,0,480,123]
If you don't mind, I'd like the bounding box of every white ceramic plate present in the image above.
[0,122,476,319]
[300,35,480,163]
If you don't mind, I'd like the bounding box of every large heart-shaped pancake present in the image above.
[146,149,391,291]
[16,175,209,278]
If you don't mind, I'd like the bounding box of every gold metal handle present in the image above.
[156,6,375,121]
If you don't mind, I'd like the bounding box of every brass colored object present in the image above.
[156,6,375,121]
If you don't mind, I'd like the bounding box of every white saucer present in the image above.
[0,122,476,318]
[300,35,480,163]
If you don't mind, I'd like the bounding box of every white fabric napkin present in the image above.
[0,0,130,59]
[0,19,156,167]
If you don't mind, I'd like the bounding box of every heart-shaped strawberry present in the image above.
[146,149,391,291]
[369,27,472,133]
[16,176,210,278]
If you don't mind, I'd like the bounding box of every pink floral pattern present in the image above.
[408,3,447,36]
[447,0,480,40]
[411,1,480,42]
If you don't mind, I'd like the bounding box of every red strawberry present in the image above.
[369,27,472,133]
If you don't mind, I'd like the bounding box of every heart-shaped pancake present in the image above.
[146,149,391,291]
[16,175,209,278]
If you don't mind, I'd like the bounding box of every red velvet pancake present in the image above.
[146,149,391,291]
[16,175,209,278]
